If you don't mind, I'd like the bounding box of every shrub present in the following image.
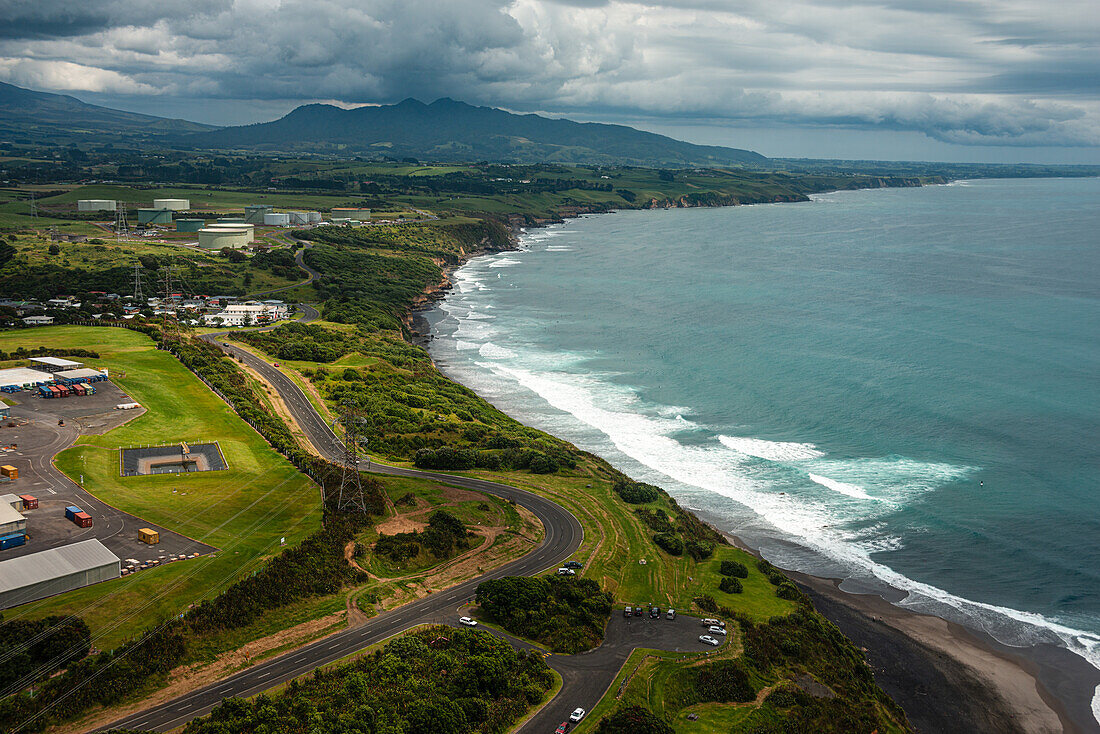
[719,576,743,594]
[776,582,805,602]
[694,595,719,613]
[719,560,748,578]
[635,508,674,533]
[612,479,661,504]
[596,705,674,734]
[685,540,714,560]
[476,575,613,654]
[693,659,756,702]
[652,532,683,556]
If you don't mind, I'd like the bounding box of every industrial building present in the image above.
[30,357,82,372]
[331,207,371,221]
[54,368,108,384]
[263,212,290,226]
[1,494,21,512]
[0,539,120,609]
[0,367,54,390]
[244,205,273,223]
[152,198,190,211]
[77,200,117,212]
[0,503,26,536]
[198,227,251,250]
[137,208,173,225]
[176,219,206,232]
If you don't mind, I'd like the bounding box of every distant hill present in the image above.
[0,82,214,145]
[191,98,767,166]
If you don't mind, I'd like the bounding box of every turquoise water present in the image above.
[425,177,1100,705]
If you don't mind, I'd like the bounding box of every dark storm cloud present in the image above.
[0,0,1096,147]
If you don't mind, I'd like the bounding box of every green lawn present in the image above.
[0,326,321,650]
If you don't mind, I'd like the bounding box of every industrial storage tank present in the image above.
[137,208,172,225]
[206,222,255,238]
[287,211,310,225]
[77,199,116,212]
[176,219,206,232]
[153,198,189,211]
[244,205,273,223]
[307,211,322,223]
[263,212,290,226]
[218,218,247,224]
[331,207,371,221]
[198,227,251,250]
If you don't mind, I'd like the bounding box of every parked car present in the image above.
[624,606,632,617]
[666,608,676,620]
[458,617,477,627]
[556,567,576,576]
[555,724,569,734]
[708,625,727,635]
[698,635,720,646]
[634,605,643,616]
[569,708,586,722]
[564,560,583,569]
[650,606,660,619]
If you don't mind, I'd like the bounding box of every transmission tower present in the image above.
[28,190,37,220]
[114,205,128,243]
[132,261,144,303]
[159,265,176,300]
[334,402,370,513]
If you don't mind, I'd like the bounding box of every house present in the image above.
[202,301,290,327]
[22,315,54,326]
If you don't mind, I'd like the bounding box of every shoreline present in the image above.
[409,191,1099,733]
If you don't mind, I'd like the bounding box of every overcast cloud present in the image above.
[1,0,1097,158]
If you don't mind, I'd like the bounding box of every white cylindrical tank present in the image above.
[307,211,322,223]
[197,228,251,250]
[287,211,309,225]
[205,222,255,238]
[263,212,290,226]
[152,199,190,211]
[77,200,117,212]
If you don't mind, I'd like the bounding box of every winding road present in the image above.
[98,297,717,733]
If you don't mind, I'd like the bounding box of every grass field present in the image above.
[0,326,321,650]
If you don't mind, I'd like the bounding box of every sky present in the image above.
[1,0,1098,163]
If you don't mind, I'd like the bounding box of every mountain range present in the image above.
[0,82,765,166]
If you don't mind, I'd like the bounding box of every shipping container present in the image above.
[49,386,61,398]
[19,495,37,510]
[64,505,81,520]
[138,527,160,545]
[0,531,25,550]
[56,385,69,398]
[38,386,52,398]
[73,511,92,528]
[1,465,18,480]
[73,383,87,396]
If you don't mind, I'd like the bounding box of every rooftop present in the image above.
[0,367,53,386]
[30,357,82,368]
[0,539,119,592]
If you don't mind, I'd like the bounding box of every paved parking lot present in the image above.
[0,382,214,575]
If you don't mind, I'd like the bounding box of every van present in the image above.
[666,609,676,620]
[701,618,721,627]
[556,568,575,576]
[624,606,632,617]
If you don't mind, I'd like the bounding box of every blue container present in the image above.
[64,505,81,520]
[0,532,25,550]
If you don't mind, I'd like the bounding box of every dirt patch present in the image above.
[438,484,483,503]
[374,515,428,535]
[52,611,347,734]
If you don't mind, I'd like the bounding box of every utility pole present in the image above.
[28,190,37,220]
[335,401,370,514]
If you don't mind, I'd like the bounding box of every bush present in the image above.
[719,560,748,578]
[719,576,743,594]
[685,540,714,560]
[635,508,674,533]
[693,659,756,703]
[476,575,613,654]
[694,595,719,613]
[596,705,674,734]
[612,479,661,504]
[652,532,683,556]
[776,582,805,602]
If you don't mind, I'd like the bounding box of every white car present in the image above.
[569,708,586,722]
[708,625,727,635]
[458,617,478,627]
[698,634,720,646]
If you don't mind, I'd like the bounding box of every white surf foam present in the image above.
[719,435,825,461]
[807,473,881,501]
[488,257,522,268]
[478,342,516,359]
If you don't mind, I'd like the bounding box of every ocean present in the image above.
[423,176,1100,717]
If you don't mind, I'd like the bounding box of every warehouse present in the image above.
[30,356,82,372]
[77,199,116,212]
[0,367,54,390]
[198,227,251,250]
[331,207,371,221]
[0,539,120,609]
[137,208,173,225]
[176,218,206,232]
[0,503,25,536]
[152,198,190,211]
[54,368,108,384]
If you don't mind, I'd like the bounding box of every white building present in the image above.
[0,539,120,609]
[22,316,54,326]
[202,301,290,327]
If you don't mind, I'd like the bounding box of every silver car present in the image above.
[698,634,720,646]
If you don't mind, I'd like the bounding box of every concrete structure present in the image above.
[137,208,173,225]
[30,356,82,372]
[244,205,273,224]
[176,219,206,232]
[198,227,251,250]
[0,539,120,609]
[0,367,53,389]
[77,199,116,212]
[202,301,289,327]
[331,207,371,221]
[263,212,290,226]
[0,503,26,537]
[153,198,189,211]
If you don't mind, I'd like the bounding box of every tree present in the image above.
[596,705,674,734]
[48,243,60,255]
